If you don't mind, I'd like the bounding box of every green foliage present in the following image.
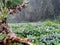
[0,0,23,8]
[6,0,23,8]
[0,21,60,45]
[0,34,6,41]
[0,0,23,22]
[10,21,60,45]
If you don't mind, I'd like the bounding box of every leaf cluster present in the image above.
[10,21,60,45]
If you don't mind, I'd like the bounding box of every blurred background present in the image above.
[7,0,60,23]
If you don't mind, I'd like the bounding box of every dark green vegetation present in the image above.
[6,0,23,8]
[0,0,23,8]
[2,21,59,45]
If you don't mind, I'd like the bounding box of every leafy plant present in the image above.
[10,21,60,45]
[0,0,23,22]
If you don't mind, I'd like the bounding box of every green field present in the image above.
[0,21,60,45]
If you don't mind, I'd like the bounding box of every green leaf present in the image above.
[6,0,23,8]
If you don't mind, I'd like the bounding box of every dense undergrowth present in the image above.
[0,21,60,45]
